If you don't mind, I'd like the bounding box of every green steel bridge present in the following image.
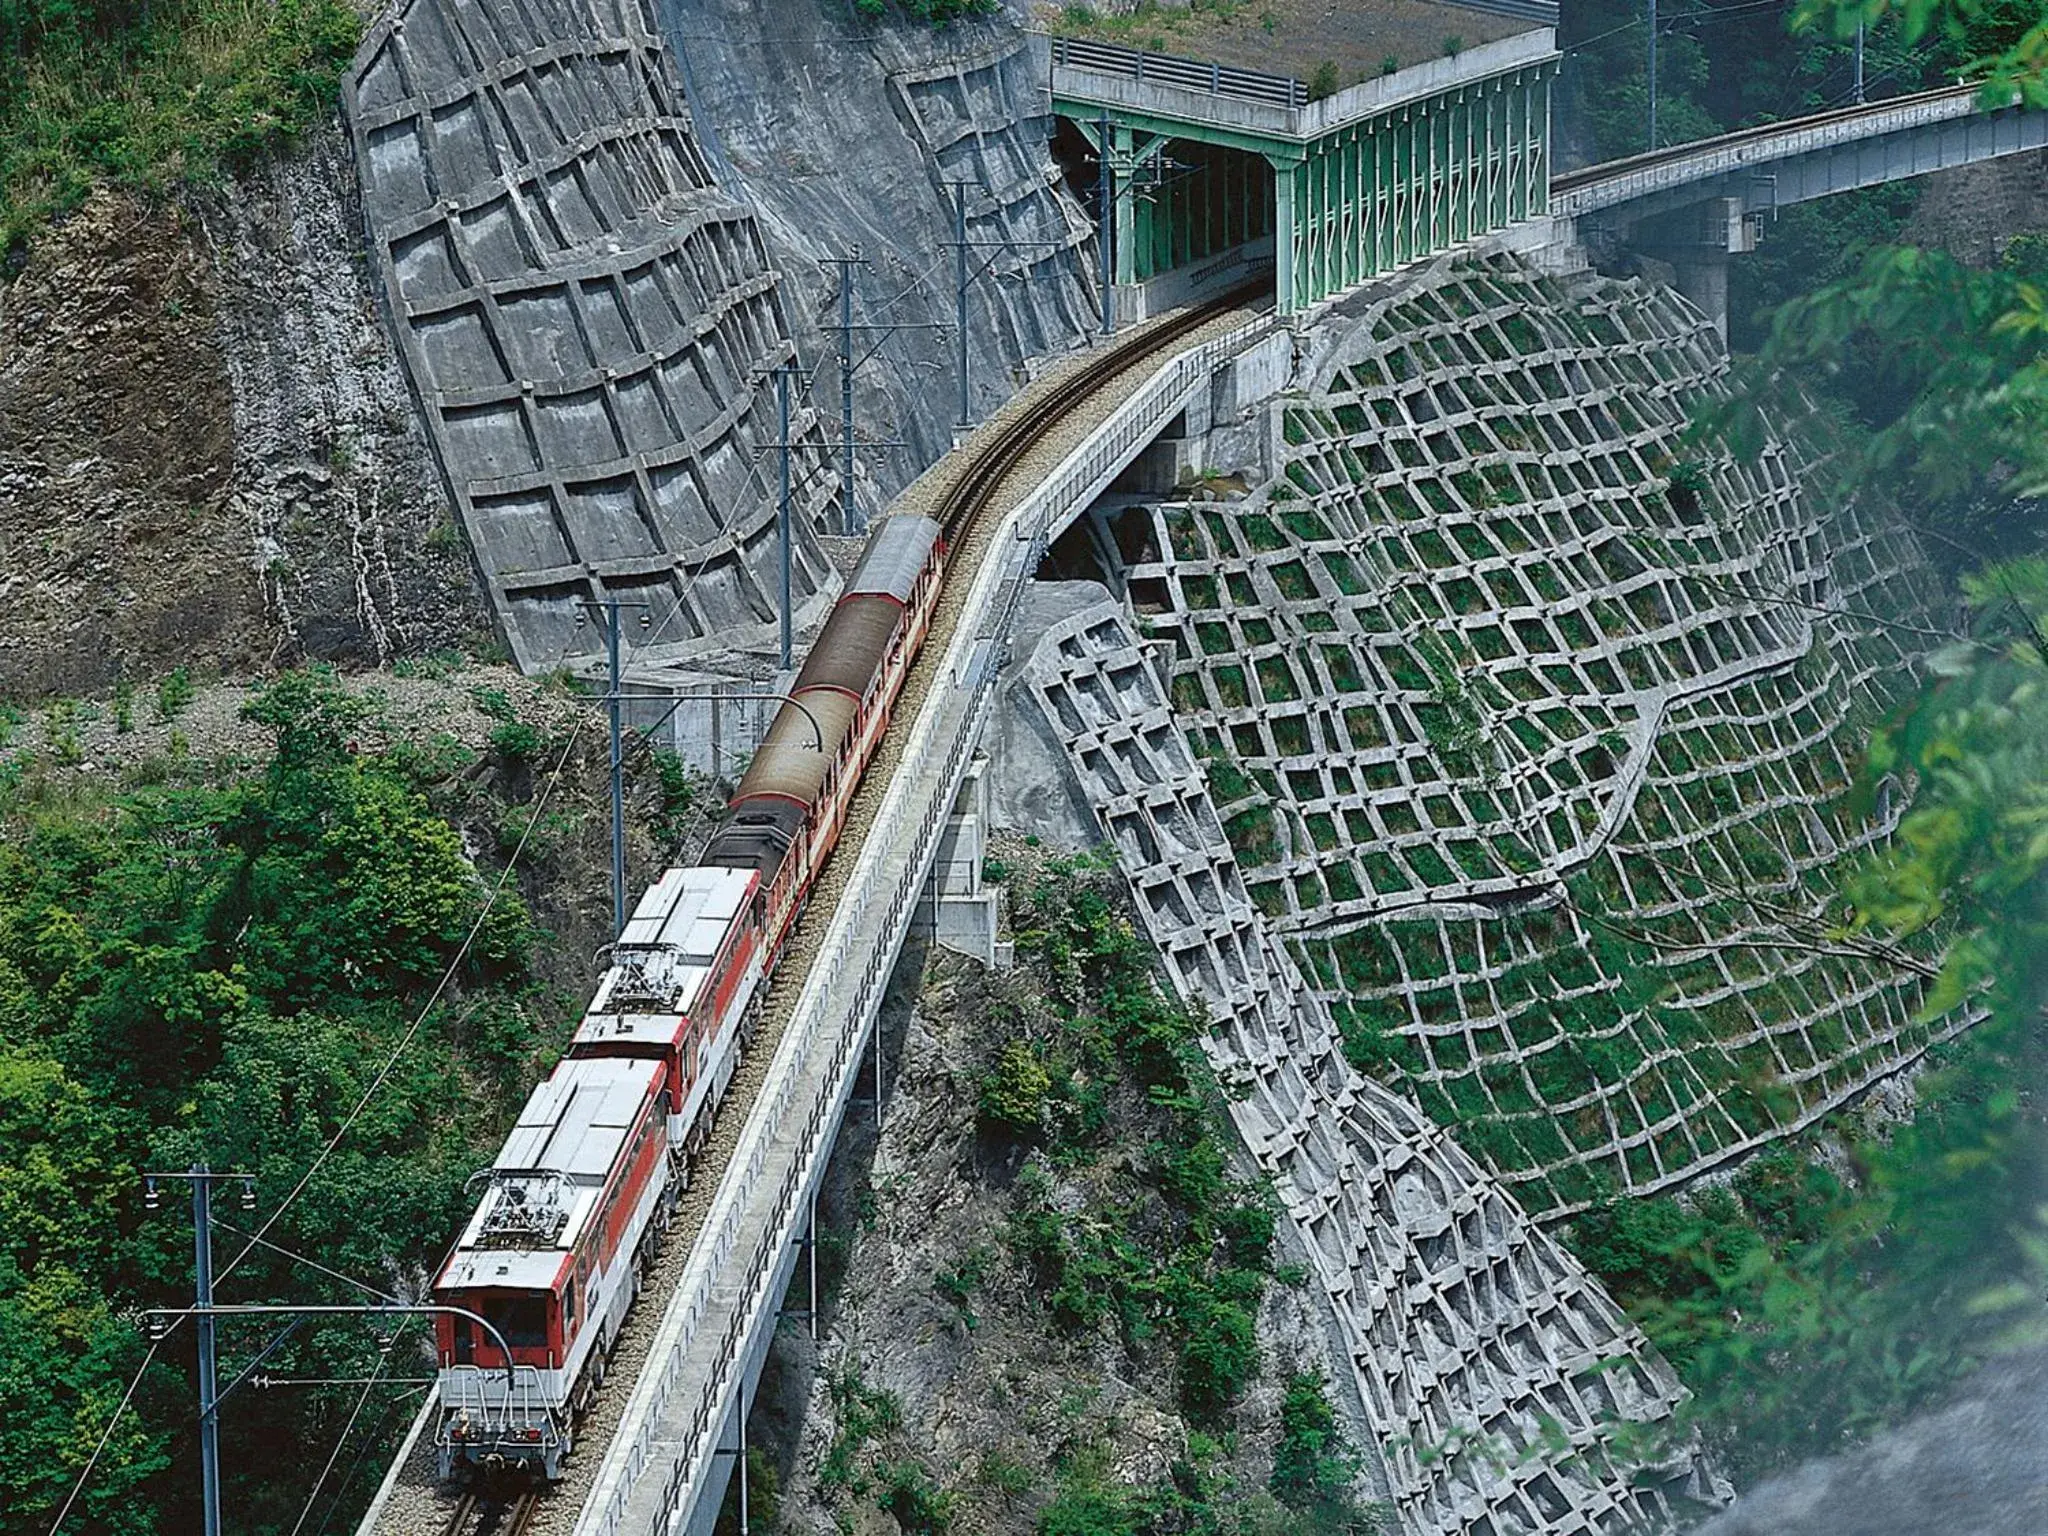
[1050,31,1558,319]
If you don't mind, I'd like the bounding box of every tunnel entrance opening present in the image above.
[1053,117,1277,325]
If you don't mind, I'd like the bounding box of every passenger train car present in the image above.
[431,515,946,1480]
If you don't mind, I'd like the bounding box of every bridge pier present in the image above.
[1619,196,1756,345]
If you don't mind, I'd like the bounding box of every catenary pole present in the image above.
[194,1171,221,1536]
[838,253,858,533]
[954,179,971,429]
[777,364,794,670]
[1647,0,1659,150]
[1098,109,1115,336]
[144,1168,257,1536]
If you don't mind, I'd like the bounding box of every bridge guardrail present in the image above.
[1048,33,1306,109]
[577,308,1278,1536]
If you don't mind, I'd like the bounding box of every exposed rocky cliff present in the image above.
[0,124,485,698]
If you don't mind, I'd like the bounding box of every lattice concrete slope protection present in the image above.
[346,0,836,673]
[1122,254,1956,1215]
[1026,605,1716,1536]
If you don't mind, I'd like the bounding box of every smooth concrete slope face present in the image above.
[1024,603,1717,1536]
[345,0,837,674]
[662,1,1099,506]
[1100,253,1960,1218]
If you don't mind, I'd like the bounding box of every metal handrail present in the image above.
[1046,32,1306,110]
[579,310,1278,1536]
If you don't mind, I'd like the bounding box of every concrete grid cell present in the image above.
[346,0,838,672]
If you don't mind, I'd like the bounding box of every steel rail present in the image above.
[1551,80,1992,195]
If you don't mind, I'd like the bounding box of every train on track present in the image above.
[418,280,1260,1488]
[429,514,946,1481]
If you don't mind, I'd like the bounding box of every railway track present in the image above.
[365,285,1267,1536]
[1549,80,1982,195]
[441,1488,537,1536]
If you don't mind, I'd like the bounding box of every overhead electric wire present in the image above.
[285,1321,409,1536]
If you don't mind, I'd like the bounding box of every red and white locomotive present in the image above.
[431,514,946,1480]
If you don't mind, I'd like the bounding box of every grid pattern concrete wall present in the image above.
[1025,602,1715,1536]
[889,37,1100,368]
[346,0,835,673]
[1106,253,1959,1215]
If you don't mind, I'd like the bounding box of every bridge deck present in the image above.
[1556,81,2047,224]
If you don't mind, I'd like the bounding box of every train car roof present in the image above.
[437,1057,664,1292]
[729,688,859,807]
[844,514,941,605]
[791,593,905,699]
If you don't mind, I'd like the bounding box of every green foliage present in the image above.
[0,666,553,1536]
[713,1447,779,1536]
[1568,571,2048,1479]
[877,1458,955,1533]
[1269,1372,1377,1531]
[153,667,193,722]
[851,0,997,27]
[979,1038,1053,1140]
[933,1246,988,1330]
[1709,246,2048,522]
[1,0,362,252]
[1000,859,1277,1423]
[1307,60,1340,100]
[649,746,698,848]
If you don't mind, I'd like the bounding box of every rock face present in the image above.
[665,0,1100,510]
[1691,1346,2048,1536]
[0,126,484,697]
[762,935,1365,1536]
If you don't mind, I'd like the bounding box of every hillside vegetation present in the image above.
[0,0,359,254]
[0,668,676,1536]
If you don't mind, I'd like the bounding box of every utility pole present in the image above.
[577,596,650,939]
[1097,109,1115,336]
[823,256,934,535]
[1854,21,1866,104]
[831,251,860,535]
[144,1167,256,1536]
[940,182,1077,431]
[778,363,794,670]
[951,179,972,430]
[750,361,809,670]
[1647,0,1659,150]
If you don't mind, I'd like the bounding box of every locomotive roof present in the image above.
[498,1057,661,1182]
[617,866,751,965]
[438,1057,663,1292]
[844,514,940,605]
[579,868,754,1047]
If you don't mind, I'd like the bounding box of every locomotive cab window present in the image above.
[484,1295,549,1350]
